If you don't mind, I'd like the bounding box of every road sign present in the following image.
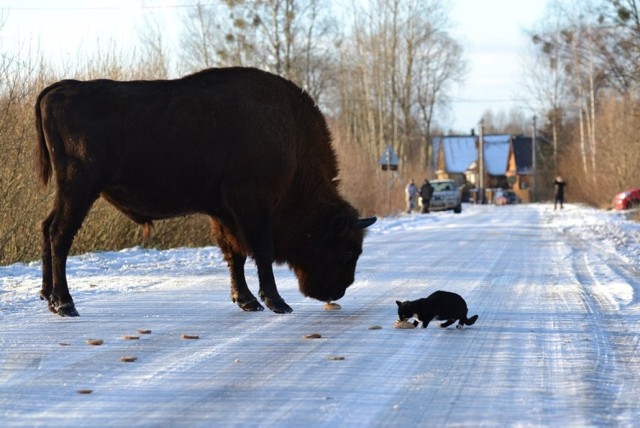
[379,145,399,171]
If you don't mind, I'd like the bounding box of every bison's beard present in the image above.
[291,262,355,303]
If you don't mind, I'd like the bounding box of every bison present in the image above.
[35,67,376,317]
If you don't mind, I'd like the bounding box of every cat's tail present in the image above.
[464,314,478,326]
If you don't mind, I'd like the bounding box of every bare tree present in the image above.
[180,2,219,71]
[179,0,335,104]
[334,0,465,173]
[527,2,572,169]
[529,1,608,184]
[597,0,640,97]
[479,107,529,135]
[138,7,172,79]
[596,95,640,202]
[0,19,53,263]
[526,0,640,206]
[415,30,466,168]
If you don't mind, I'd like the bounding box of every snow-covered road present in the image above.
[2,204,640,427]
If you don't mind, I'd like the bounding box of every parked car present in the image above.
[429,179,462,213]
[494,189,519,206]
[613,187,640,210]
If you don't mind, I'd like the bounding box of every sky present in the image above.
[0,0,550,133]
[448,0,550,132]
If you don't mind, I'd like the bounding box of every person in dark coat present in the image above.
[554,176,566,209]
[419,179,434,213]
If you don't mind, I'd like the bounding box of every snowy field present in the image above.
[1,203,640,427]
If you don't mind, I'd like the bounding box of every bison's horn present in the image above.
[354,216,377,229]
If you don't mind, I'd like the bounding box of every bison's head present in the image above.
[290,215,376,302]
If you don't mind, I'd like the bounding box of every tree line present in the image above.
[1,0,639,265]
[0,0,466,265]
[527,0,640,206]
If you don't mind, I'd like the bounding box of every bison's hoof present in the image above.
[264,298,293,314]
[56,302,80,317]
[238,299,265,312]
[47,303,58,314]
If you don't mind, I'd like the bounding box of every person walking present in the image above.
[419,179,434,213]
[554,176,566,210]
[405,179,418,213]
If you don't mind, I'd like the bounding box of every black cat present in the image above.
[396,290,478,329]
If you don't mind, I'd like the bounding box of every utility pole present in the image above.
[532,115,537,203]
[379,145,399,213]
[478,119,485,204]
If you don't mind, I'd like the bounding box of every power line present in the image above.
[450,97,530,103]
[0,2,232,11]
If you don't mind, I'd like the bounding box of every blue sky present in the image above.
[0,0,549,132]
[449,0,550,132]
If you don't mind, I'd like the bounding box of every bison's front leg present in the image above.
[214,196,292,313]
[256,263,293,314]
[211,219,263,312]
[227,252,264,312]
[249,224,293,314]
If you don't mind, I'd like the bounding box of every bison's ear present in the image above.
[353,216,377,229]
[326,215,376,241]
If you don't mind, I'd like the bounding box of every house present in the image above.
[432,135,476,185]
[511,135,533,203]
[432,133,532,203]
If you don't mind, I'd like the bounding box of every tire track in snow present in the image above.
[567,233,640,426]
[371,208,540,426]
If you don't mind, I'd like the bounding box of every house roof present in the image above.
[512,136,532,174]
[483,134,511,176]
[432,136,477,174]
[434,134,532,177]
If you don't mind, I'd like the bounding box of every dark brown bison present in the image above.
[35,67,376,317]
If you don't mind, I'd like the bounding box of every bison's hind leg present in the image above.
[44,189,97,317]
[40,209,56,308]
[41,207,80,316]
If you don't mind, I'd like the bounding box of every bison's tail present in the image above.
[34,86,53,187]
[141,222,154,246]
[465,314,478,326]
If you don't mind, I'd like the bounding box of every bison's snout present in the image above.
[328,287,346,302]
[304,281,347,303]
[293,265,351,303]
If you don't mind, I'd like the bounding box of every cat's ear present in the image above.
[396,300,402,307]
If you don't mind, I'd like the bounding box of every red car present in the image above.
[613,188,640,210]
